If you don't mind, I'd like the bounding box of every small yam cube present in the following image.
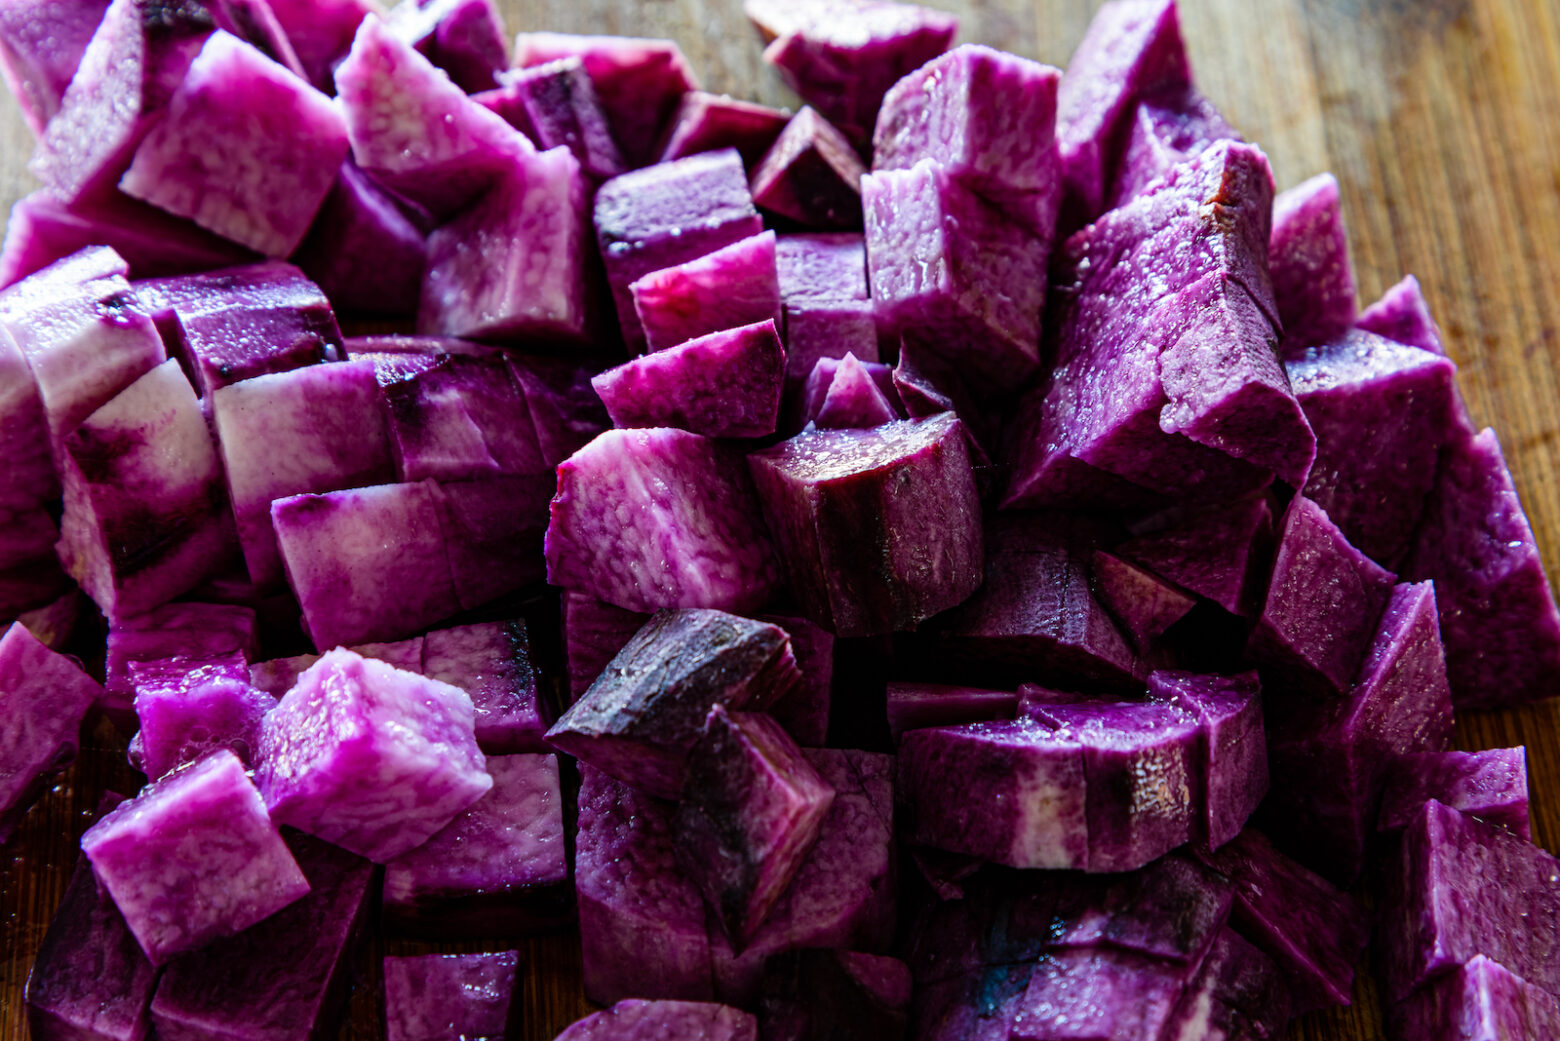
[1357,274,1447,356]
[1108,85,1239,208]
[480,57,624,181]
[1390,954,1560,1041]
[656,91,789,169]
[775,232,876,392]
[555,1001,756,1041]
[562,592,648,700]
[1379,747,1530,839]
[629,231,780,354]
[1270,172,1356,354]
[384,952,519,1041]
[1146,670,1266,850]
[422,621,547,755]
[381,351,542,483]
[803,352,899,430]
[127,655,274,780]
[750,106,865,231]
[386,0,507,94]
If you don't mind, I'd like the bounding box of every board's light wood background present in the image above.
[5,1,1560,1038]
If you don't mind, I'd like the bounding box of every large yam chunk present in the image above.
[292,163,426,317]
[432,474,553,610]
[775,232,876,393]
[383,952,519,1041]
[422,621,547,755]
[656,91,788,169]
[1357,273,1447,356]
[1161,928,1292,1041]
[748,414,982,638]
[386,0,506,93]
[555,1001,756,1041]
[479,57,625,181]
[750,107,865,231]
[1108,85,1239,208]
[0,0,111,134]
[1147,670,1266,850]
[1270,172,1356,354]
[1116,495,1274,616]
[1390,955,1560,1041]
[758,951,910,1041]
[629,231,780,354]
[128,657,274,780]
[885,682,1017,740]
[545,427,780,615]
[1379,748,1530,839]
[381,352,541,482]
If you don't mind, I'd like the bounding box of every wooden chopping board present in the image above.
[5,1,1560,1038]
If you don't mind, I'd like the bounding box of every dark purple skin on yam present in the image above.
[127,654,273,780]
[1089,549,1196,653]
[1356,274,1447,356]
[388,0,507,94]
[1389,954,1560,1041]
[1378,747,1530,839]
[750,106,865,231]
[1161,927,1293,1041]
[1008,946,1194,1041]
[655,90,788,169]
[1049,853,1234,965]
[148,830,374,1041]
[628,232,781,356]
[885,683,1019,741]
[0,0,112,135]
[1270,172,1357,356]
[1118,494,1275,618]
[760,613,833,747]
[382,951,519,1041]
[382,351,542,483]
[554,1000,757,1041]
[422,620,548,755]
[1107,84,1239,208]
[478,57,624,182]
[774,232,876,394]
[1146,670,1266,851]
[547,609,804,799]
[293,163,426,318]
[562,592,648,702]
[758,950,910,1041]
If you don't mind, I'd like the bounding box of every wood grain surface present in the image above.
[4,1,1560,1039]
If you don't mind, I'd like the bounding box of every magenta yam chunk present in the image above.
[1390,954,1560,1041]
[655,90,788,170]
[127,654,274,780]
[1147,670,1266,850]
[1108,84,1239,208]
[1269,172,1357,355]
[1115,495,1274,617]
[750,106,865,231]
[478,57,624,181]
[628,231,781,354]
[1357,274,1447,357]
[422,620,548,755]
[383,952,519,1041]
[1089,550,1196,653]
[386,0,507,94]
[1379,747,1530,840]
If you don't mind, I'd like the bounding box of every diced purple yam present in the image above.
[0,0,111,134]
[504,353,610,468]
[432,474,553,610]
[1054,0,1190,221]
[103,602,258,721]
[0,622,101,843]
[562,592,648,701]
[1147,670,1266,850]
[246,636,425,698]
[81,750,308,964]
[750,106,865,231]
[256,647,490,861]
[806,352,900,429]
[1357,274,1447,356]
[1161,928,1292,1041]
[555,1001,757,1041]
[422,621,546,754]
[546,427,780,615]
[1108,85,1240,208]
[758,950,911,1041]
[266,0,372,91]
[1404,427,1560,709]
[127,656,273,780]
[1008,947,1193,1041]
[1116,495,1274,616]
[0,314,57,514]
[575,766,713,1003]
[211,358,393,587]
[383,753,568,936]
[208,0,306,82]
[749,414,982,638]
[1248,495,1397,699]
[886,683,1018,740]
[1050,854,1234,965]
[761,613,833,747]
[594,149,763,352]
[147,829,373,1041]
[1390,954,1560,1041]
[775,232,876,393]
[914,964,1034,1041]
[1379,748,1530,839]
[547,608,802,799]
[1090,550,1195,653]
[630,231,780,354]
[381,351,541,482]
[383,952,518,1041]
[656,91,789,169]
[479,57,624,181]
[292,163,426,317]
[1270,172,1356,354]
[387,0,506,93]
[592,319,785,439]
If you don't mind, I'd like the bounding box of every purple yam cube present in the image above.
[656,91,789,169]
[1116,495,1274,616]
[1249,495,1397,699]
[748,414,982,638]
[1108,85,1240,208]
[128,657,274,780]
[247,636,425,698]
[576,766,713,1003]
[511,33,698,169]
[761,614,833,747]
[383,952,518,1041]
[562,592,648,700]
[293,163,426,317]
[630,231,780,354]
[0,317,56,527]
[0,0,111,134]
[432,474,553,611]
[1161,928,1292,1041]
[1379,748,1530,839]
[547,609,803,799]
[758,950,910,1041]
[81,750,309,964]
[212,358,392,587]
[481,57,624,181]
[505,354,610,468]
[103,602,258,721]
[255,647,490,861]
[387,0,506,93]
[148,829,373,1041]
[1090,550,1196,653]
[422,621,547,754]
[1357,274,1447,356]
[1050,853,1234,965]
[545,427,780,615]
[885,683,1017,740]
[863,159,1047,397]
[677,707,836,944]
[594,149,763,352]
[1147,670,1266,850]
[383,754,568,937]
[419,145,591,344]
[1404,427,1560,709]
[0,621,102,843]
[803,352,900,430]
[592,320,785,439]
[1390,954,1560,1041]
[1009,947,1193,1041]
[775,232,876,393]
[750,107,865,231]
[555,1001,756,1041]
[381,350,540,482]
[57,359,235,621]
[119,32,348,257]
[208,0,307,82]
[1270,172,1357,355]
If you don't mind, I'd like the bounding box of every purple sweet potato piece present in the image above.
[103,602,258,722]
[547,609,803,799]
[886,683,1017,740]
[546,427,780,615]
[750,107,865,231]
[748,414,982,637]
[212,359,393,587]
[1357,274,1446,356]
[656,91,789,169]
[1390,954,1560,1041]
[758,950,910,1041]
[1116,495,1274,616]
[1248,495,1397,699]
[593,149,763,352]
[293,163,426,317]
[0,0,111,134]
[208,0,306,82]
[774,233,876,393]
[760,614,832,747]
[383,952,518,1041]
[1051,854,1234,965]
[480,57,624,180]
[147,829,373,1041]
[1404,427,1560,709]
[387,0,506,93]
[1379,748,1530,839]
[1161,928,1292,1041]
[630,232,780,354]
[1108,85,1239,208]
[0,313,58,514]
[127,657,274,780]
[1008,947,1193,1041]
[119,32,348,257]
[1090,550,1195,653]
[81,749,309,964]
[432,474,552,610]
[378,350,539,482]
[555,1001,757,1041]
[383,753,568,936]
[0,621,101,843]
[562,592,649,700]
[267,0,373,92]
[807,352,900,430]
[247,636,425,699]
[575,766,713,1003]
[422,621,546,755]
[1270,173,1356,354]
[1147,670,1266,850]
[593,320,785,439]
[505,353,609,467]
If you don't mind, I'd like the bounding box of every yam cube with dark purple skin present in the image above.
[505,354,610,469]
[293,164,426,317]
[1358,274,1447,356]
[479,58,624,181]
[387,0,506,93]
[775,233,876,392]
[128,658,274,780]
[335,15,531,218]
[864,159,1047,397]
[422,621,546,755]
[148,829,373,1041]
[748,414,982,638]
[750,107,865,231]
[1090,550,1195,653]
[563,592,648,700]
[1249,495,1397,699]
[381,352,541,482]
[546,427,780,615]
[758,951,910,1041]
[556,1002,757,1041]
[1192,829,1367,1013]
[0,621,101,844]
[629,231,780,354]
[656,91,789,169]
[247,636,425,698]
[383,952,518,1041]
[1161,928,1292,1041]
[1009,947,1194,1041]
[57,359,236,621]
[118,32,348,257]
[383,754,568,937]
[0,0,110,134]
[575,766,713,1003]
[1054,0,1190,222]
[761,614,833,747]
[1379,748,1530,839]
[1404,427,1560,709]
[434,474,554,610]
[885,683,1018,740]
[594,149,763,352]
[103,603,258,723]
[1116,495,1274,617]
[744,0,957,147]
[1147,670,1266,850]
[677,707,836,944]
[1050,853,1234,965]
[592,320,785,439]
[212,359,393,587]
[802,352,900,430]
[1270,172,1356,355]
[1390,954,1560,1041]
[547,609,803,799]
[255,648,490,862]
[81,750,309,964]
[1108,85,1239,208]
